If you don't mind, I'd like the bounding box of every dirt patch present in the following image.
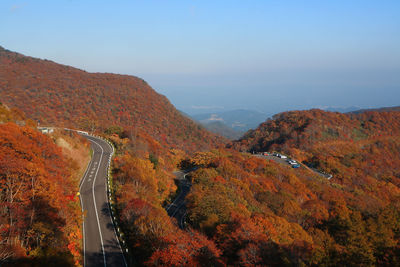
[54,132,91,180]
[56,137,72,151]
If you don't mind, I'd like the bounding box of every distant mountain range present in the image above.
[190,109,269,139]
[193,108,267,129]
[322,106,361,113]
[349,105,400,114]
[320,105,400,114]
[199,121,244,140]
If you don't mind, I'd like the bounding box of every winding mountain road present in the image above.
[78,134,127,267]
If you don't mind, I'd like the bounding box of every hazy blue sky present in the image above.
[1,0,399,115]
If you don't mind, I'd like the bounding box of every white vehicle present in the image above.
[288,160,297,165]
[278,154,287,159]
[76,130,89,135]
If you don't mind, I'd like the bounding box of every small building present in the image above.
[38,127,54,134]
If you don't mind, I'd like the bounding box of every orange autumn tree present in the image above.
[146,230,223,267]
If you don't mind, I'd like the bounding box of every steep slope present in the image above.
[0,46,224,152]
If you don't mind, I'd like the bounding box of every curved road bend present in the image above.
[79,134,127,267]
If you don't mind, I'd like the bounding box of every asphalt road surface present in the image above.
[79,135,127,267]
[166,171,192,229]
[256,153,332,179]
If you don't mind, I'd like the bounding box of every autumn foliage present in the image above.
[0,106,89,265]
[231,109,400,192]
[182,147,400,266]
[213,109,400,265]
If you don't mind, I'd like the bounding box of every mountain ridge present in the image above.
[0,46,225,152]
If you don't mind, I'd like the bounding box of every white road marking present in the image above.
[78,147,96,267]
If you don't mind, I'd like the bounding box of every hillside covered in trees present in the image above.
[180,148,400,266]
[0,46,224,152]
[0,104,90,265]
[230,109,400,186]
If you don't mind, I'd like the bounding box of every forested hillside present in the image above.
[180,149,400,266]
[205,109,400,265]
[0,46,224,152]
[0,104,90,265]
